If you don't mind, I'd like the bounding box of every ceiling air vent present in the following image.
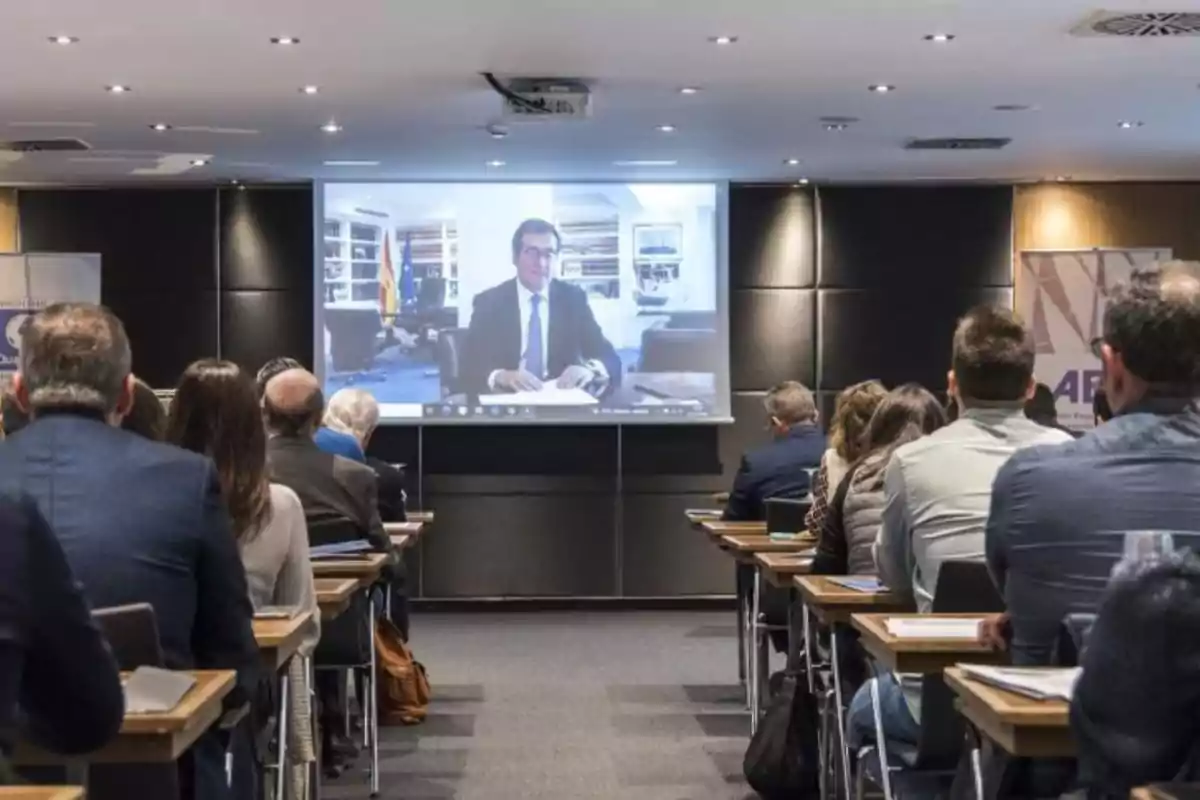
[905,137,1011,150]
[1073,11,1200,37]
[0,138,91,153]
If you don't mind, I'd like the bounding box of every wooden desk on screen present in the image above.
[254,610,314,672]
[13,671,235,766]
[793,576,912,625]
[944,666,1073,758]
[315,578,359,621]
[852,614,1006,674]
[0,789,85,800]
[311,552,389,584]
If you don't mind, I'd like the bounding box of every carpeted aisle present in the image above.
[321,610,759,800]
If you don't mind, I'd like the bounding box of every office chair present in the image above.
[435,327,469,398]
[855,561,1004,800]
[308,517,369,548]
[765,497,812,535]
[638,328,716,373]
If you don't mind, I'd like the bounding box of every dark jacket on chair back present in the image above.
[723,424,825,522]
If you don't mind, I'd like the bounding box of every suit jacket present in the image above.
[722,425,826,522]
[460,278,622,395]
[266,436,396,565]
[365,457,407,523]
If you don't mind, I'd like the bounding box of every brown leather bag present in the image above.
[374,618,430,725]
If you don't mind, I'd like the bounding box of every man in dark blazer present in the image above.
[0,303,257,800]
[723,381,825,522]
[460,218,622,396]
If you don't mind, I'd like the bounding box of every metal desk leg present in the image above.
[735,566,747,694]
[803,604,815,695]
[276,670,290,800]
[750,565,762,732]
[309,656,321,800]
[368,593,380,797]
[830,627,852,800]
[786,589,803,674]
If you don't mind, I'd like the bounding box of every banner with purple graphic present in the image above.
[1016,248,1168,430]
[0,253,102,373]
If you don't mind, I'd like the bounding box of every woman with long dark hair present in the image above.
[813,383,946,574]
[167,359,318,798]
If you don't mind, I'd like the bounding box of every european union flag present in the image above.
[400,232,416,304]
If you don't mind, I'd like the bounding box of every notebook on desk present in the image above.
[123,666,196,714]
[956,664,1081,701]
[254,606,298,620]
[885,617,986,639]
[310,540,373,557]
[828,576,884,592]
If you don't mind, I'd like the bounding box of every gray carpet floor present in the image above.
[322,610,763,800]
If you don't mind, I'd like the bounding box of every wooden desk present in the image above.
[254,610,313,671]
[384,520,425,539]
[713,491,730,504]
[311,552,389,584]
[944,666,1073,758]
[685,509,723,526]
[0,790,85,800]
[315,578,359,621]
[754,551,815,588]
[793,575,912,625]
[700,519,767,539]
[14,671,235,766]
[408,510,434,524]
[853,614,1006,674]
[390,533,413,550]
[719,534,813,564]
[1132,788,1200,800]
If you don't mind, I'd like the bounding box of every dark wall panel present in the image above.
[219,186,314,291]
[622,493,734,596]
[819,186,1012,289]
[730,289,815,391]
[109,289,219,387]
[220,290,314,375]
[419,425,616,476]
[729,186,816,288]
[818,287,1014,390]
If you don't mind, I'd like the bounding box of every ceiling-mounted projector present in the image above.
[484,74,592,121]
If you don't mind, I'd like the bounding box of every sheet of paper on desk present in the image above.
[886,617,985,639]
[956,664,1081,701]
[479,387,599,406]
[124,666,196,714]
[685,509,722,518]
[828,576,884,592]
[310,540,373,557]
[255,606,298,620]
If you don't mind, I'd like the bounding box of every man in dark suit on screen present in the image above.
[460,218,622,396]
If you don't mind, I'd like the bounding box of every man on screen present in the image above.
[460,218,622,396]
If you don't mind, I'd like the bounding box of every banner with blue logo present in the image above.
[0,253,102,374]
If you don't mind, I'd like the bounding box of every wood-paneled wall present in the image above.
[0,189,17,251]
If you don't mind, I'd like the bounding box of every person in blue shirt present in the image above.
[255,357,364,461]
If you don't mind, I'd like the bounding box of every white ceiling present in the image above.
[3,0,1200,184]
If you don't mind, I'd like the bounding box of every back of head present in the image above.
[856,383,947,484]
[829,380,888,462]
[763,381,817,429]
[951,305,1035,406]
[1102,260,1200,393]
[1024,382,1058,425]
[324,388,380,444]
[18,302,132,416]
[168,359,269,537]
[255,356,304,399]
[263,367,324,438]
[121,378,166,441]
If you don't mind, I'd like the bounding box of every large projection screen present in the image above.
[316,183,730,424]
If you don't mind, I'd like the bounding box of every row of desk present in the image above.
[10,514,432,799]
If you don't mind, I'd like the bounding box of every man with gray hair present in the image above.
[0,302,257,800]
[326,388,408,523]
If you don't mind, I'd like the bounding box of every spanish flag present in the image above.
[378,230,398,318]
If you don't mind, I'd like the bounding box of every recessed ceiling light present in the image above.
[320,121,342,134]
[993,104,1034,112]
[796,179,810,186]
[924,33,955,42]
[708,35,738,45]
[1055,175,1071,182]
[679,87,701,95]
[1117,120,1144,129]
[270,36,299,45]
[490,130,508,140]
[868,84,896,94]
[48,35,79,45]
[824,123,848,131]
[613,160,678,167]
[190,159,209,167]
[486,159,506,167]
[323,160,381,167]
[784,158,801,166]
[105,85,131,94]
[300,85,319,95]
[819,115,860,124]
[149,123,171,132]
[656,124,677,133]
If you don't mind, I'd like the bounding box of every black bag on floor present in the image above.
[742,674,820,799]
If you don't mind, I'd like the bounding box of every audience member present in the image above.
[120,377,166,440]
[847,305,1072,765]
[1092,386,1113,426]
[805,380,887,534]
[325,388,407,522]
[813,384,945,575]
[169,358,319,794]
[1024,381,1080,437]
[256,357,365,461]
[0,491,124,758]
[0,303,257,799]
[986,261,1200,667]
[722,381,825,522]
[1072,551,1200,796]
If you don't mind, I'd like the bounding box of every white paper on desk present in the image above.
[955,664,1081,701]
[886,617,986,639]
[123,666,196,714]
[685,509,722,519]
[828,576,884,592]
[479,387,599,406]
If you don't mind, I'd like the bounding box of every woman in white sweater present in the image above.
[168,359,319,799]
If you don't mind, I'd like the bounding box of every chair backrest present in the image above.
[638,328,716,373]
[307,516,368,548]
[418,277,447,309]
[435,327,469,397]
[92,603,165,670]
[765,497,811,535]
[930,560,1005,614]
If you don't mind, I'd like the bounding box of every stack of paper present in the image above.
[956,664,1081,701]
[124,666,196,714]
[310,540,373,558]
[828,576,884,592]
[255,606,298,620]
[885,617,986,639]
[685,509,722,519]
[479,387,599,406]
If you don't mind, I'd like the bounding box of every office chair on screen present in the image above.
[435,327,469,398]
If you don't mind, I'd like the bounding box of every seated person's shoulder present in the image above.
[268,482,304,516]
[331,453,377,483]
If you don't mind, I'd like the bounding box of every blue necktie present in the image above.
[525,294,544,379]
